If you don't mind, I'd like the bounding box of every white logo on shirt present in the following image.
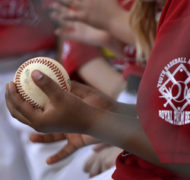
[157,57,190,125]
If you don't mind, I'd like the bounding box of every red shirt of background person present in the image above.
[113,0,190,179]
[0,0,55,58]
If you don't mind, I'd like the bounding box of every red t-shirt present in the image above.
[113,151,181,180]
[0,0,55,58]
[113,0,190,179]
[138,0,190,164]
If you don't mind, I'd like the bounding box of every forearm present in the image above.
[78,57,126,99]
[87,105,157,163]
[83,103,190,178]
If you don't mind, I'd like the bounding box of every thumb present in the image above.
[31,70,64,103]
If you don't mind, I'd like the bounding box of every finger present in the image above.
[55,20,75,33]
[51,3,78,20]
[55,29,76,42]
[5,82,40,123]
[46,143,77,164]
[93,143,110,152]
[102,160,113,172]
[59,0,73,8]
[31,70,65,105]
[6,84,31,126]
[71,81,93,99]
[89,159,101,178]
[51,11,65,26]
[30,133,66,143]
[60,0,82,9]
[83,154,95,172]
[51,6,71,24]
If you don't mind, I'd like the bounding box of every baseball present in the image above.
[14,57,71,109]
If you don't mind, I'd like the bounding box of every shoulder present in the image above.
[157,0,190,33]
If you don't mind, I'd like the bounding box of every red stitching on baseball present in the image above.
[15,58,69,109]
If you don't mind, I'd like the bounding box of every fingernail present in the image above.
[32,71,43,81]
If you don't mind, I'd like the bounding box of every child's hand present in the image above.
[5,70,115,133]
[83,146,122,177]
[51,0,122,31]
[53,21,125,57]
[54,21,111,48]
[30,132,98,164]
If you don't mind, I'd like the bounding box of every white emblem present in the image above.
[157,57,190,125]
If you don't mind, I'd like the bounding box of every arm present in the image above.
[77,57,126,99]
[5,71,190,178]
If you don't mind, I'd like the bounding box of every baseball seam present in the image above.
[15,57,69,109]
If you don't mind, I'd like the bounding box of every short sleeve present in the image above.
[137,0,190,163]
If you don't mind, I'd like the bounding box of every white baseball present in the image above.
[14,57,71,109]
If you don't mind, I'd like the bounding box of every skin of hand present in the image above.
[5,70,190,178]
[78,57,127,99]
[51,0,135,45]
[83,146,122,178]
[51,0,123,30]
[53,21,125,58]
[30,132,98,164]
[5,70,116,133]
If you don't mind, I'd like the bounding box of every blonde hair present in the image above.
[129,0,157,62]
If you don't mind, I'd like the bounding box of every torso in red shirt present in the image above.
[113,0,190,179]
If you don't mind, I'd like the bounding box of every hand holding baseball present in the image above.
[6,70,115,133]
[14,57,71,109]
